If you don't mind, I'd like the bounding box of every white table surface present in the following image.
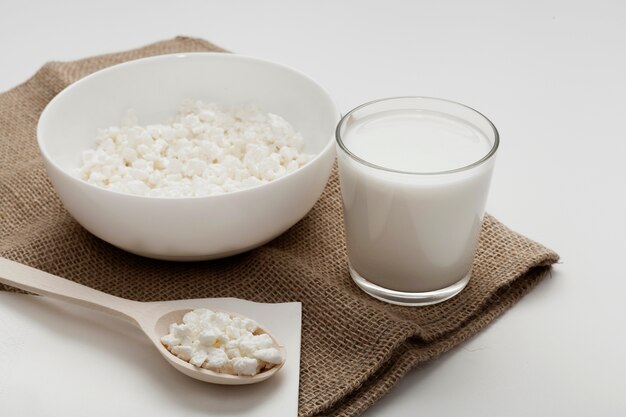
[1,0,625,416]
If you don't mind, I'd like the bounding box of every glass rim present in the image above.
[335,96,500,175]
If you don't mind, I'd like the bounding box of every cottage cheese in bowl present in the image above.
[37,53,339,260]
[78,100,314,197]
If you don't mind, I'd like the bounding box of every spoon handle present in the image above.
[0,257,139,324]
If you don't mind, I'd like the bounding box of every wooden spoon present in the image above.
[0,257,286,385]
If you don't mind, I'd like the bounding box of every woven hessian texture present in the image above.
[0,37,559,417]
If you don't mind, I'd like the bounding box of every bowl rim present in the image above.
[37,52,341,201]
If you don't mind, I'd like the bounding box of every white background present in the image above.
[1,0,625,415]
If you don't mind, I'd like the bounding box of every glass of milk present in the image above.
[336,97,499,306]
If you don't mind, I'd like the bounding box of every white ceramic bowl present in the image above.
[37,53,339,260]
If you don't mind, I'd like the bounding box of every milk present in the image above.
[337,108,496,294]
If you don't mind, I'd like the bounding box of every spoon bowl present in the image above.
[149,307,286,384]
[0,258,286,385]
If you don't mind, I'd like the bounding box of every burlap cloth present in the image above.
[0,37,559,416]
